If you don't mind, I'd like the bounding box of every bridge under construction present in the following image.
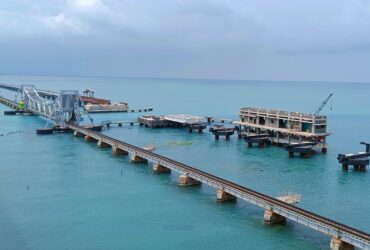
[0,83,369,250]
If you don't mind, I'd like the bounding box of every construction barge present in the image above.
[236,107,330,157]
[81,89,129,113]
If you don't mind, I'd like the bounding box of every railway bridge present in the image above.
[0,83,369,250]
[67,123,370,250]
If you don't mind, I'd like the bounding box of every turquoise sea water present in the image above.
[0,75,369,250]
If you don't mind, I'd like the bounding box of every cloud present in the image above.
[39,13,84,35]
[2,0,370,52]
[70,0,102,9]
[0,0,370,81]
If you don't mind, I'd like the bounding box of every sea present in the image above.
[0,75,369,250]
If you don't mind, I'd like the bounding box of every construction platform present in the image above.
[235,107,330,158]
[209,125,236,140]
[138,116,170,128]
[164,114,204,125]
[138,114,207,133]
[337,142,370,171]
[81,89,129,113]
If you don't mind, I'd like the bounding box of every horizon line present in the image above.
[0,73,369,85]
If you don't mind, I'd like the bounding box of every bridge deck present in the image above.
[0,96,18,109]
[0,83,58,99]
[68,123,370,250]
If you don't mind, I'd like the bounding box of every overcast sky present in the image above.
[1,0,370,82]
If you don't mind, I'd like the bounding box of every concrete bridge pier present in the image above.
[348,164,367,172]
[216,188,236,202]
[74,131,85,137]
[300,152,312,158]
[330,237,354,250]
[263,209,286,224]
[342,164,349,171]
[84,135,97,142]
[359,164,366,171]
[178,174,201,186]
[112,146,128,156]
[153,163,171,174]
[130,153,148,164]
[354,164,367,171]
[98,140,111,148]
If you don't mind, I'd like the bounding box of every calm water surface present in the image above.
[0,75,369,250]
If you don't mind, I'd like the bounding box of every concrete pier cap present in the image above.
[112,146,128,156]
[178,173,201,186]
[98,140,111,148]
[73,131,85,137]
[84,135,96,142]
[153,163,171,174]
[216,188,236,202]
[330,237,354,250]
[263,208,286,225]
[130,153,148,164]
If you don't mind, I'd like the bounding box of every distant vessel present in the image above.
[81,89,128,113]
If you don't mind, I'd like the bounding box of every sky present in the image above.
[0,0,370,82]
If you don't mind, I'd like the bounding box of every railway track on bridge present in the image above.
[68,123,370,249]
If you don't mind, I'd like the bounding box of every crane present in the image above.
[312,93,333,115]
